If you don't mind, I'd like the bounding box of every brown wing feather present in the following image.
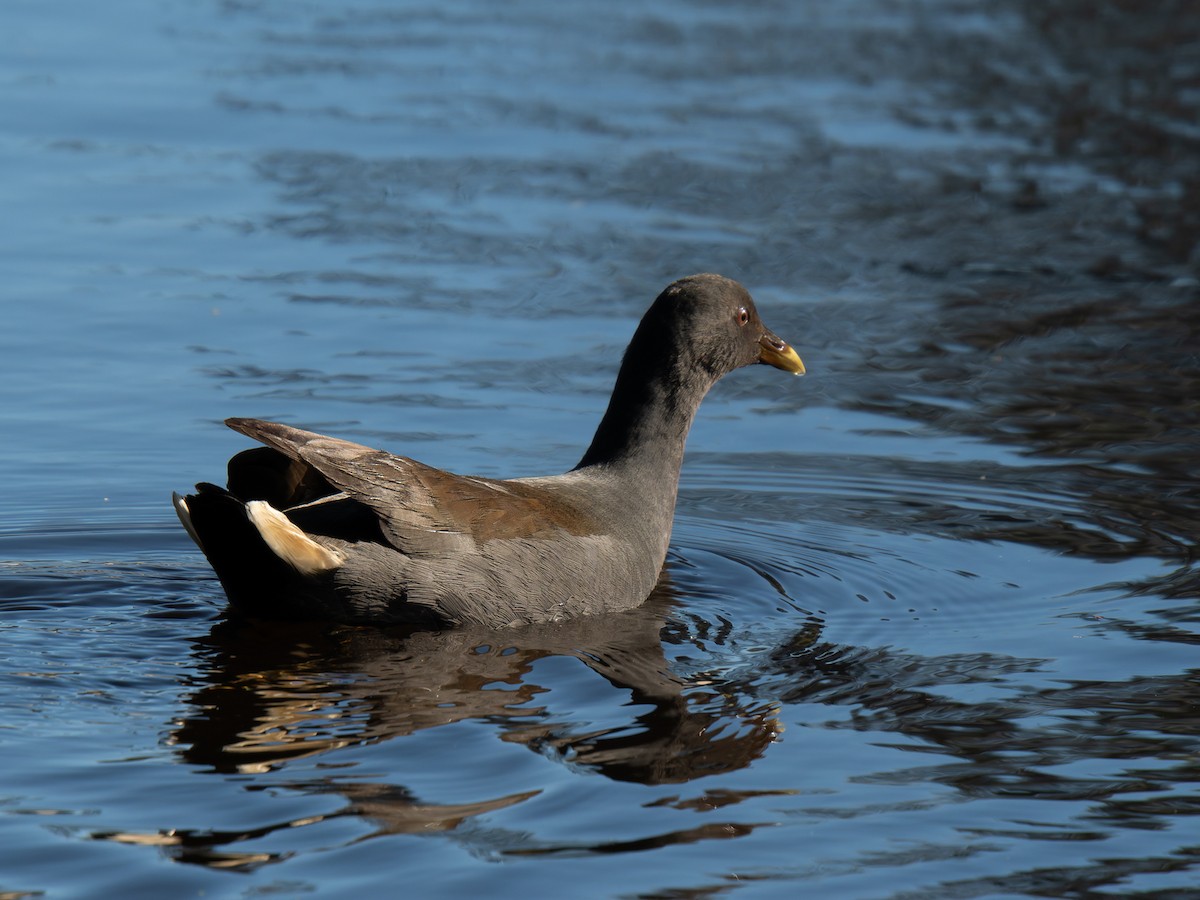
[225,418,594,551]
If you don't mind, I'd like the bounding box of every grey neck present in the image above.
[575,357,714,487]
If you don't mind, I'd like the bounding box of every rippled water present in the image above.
[3,1,1198,897]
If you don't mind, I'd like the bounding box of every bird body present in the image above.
[175,274,804,626]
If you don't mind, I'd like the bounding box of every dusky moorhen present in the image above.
[174,273,804,626]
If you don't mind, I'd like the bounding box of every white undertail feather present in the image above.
[246,500,345,574]
[172,492,204,550]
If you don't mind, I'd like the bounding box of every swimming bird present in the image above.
[174,273,805,627]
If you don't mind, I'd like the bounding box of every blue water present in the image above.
[3,1,1199,897]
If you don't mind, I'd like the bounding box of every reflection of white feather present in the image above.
[247,500,344,574]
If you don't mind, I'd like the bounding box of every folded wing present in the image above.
[225,418,593,554]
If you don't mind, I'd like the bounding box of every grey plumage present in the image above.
[174,274,805,627]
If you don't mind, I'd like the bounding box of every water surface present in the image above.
[2,1,1198,897]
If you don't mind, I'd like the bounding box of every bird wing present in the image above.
[225,418,592,554]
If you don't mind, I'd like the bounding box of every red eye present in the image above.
[737,307,750,326]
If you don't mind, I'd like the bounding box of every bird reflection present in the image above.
[132,580,783,867]
[95,785,539,871]
[173,584,778,783]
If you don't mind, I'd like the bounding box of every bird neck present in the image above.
[575,352,715,481]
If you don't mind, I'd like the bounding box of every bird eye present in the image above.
[737,307,750,326]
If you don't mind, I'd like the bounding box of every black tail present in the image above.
[177,484,322,619]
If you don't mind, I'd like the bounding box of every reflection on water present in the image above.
[98,786,538,871]
[2,0,1200,896]
[173,589,777,787]
[90,587,780,868]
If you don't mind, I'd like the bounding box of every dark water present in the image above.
[3,1,1199,896]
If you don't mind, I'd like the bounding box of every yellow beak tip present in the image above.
[760,343,806,376]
